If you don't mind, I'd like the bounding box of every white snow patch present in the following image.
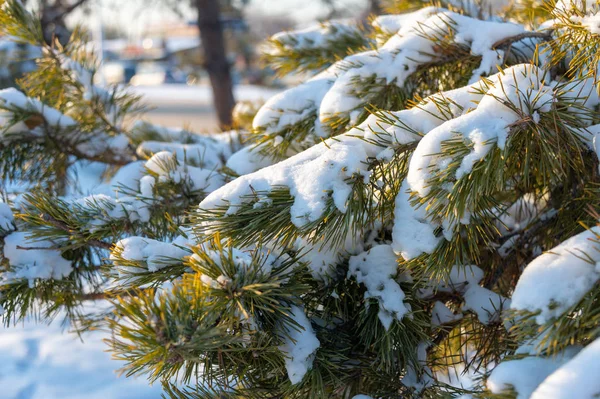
[511,227,600,324]
[487,347,580,399]
[531,338,600,399]
[278,306,320,385]
[348,245,409,330]
[2,232,73,285]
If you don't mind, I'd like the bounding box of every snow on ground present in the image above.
[131,83,282,105]
[130,84,282,132]
[0,319,163,399]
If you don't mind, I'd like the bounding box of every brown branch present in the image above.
[62,0,89,15]
[77,288,138,301]
[492,31,553,50]
[483,211,559,290]
[40,213,113,250]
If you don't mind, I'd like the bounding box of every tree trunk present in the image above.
[195,0,235,129]
[38,0,89,45]
[369,0,381,15]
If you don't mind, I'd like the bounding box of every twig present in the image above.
[492,31,553,50]
[40,213,113,250]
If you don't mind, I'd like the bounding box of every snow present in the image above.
[225,145,274,175]
[390,66,553,258]
[2,232,73,286]
[196,246,277,288]
[268,19,360,51]
[487,347,580,399]
[431,301,462,326]
[417,265,507,325]
[137,140,230,169]
[461,283,509,325]
[294,233,363,280]
[0,88,76,131]
[392,180,441,260]
[372,7,439,39]
[0,318,162,399]
[144,151,225,194]
[402,342,433,391]
[554,0,598,13]
[408,64,550,197]
[0,202,15,231]
[253,69,334,139]
[530,338,600,399]
[403,65,555,240]
[511,227,600,324]
[112,236,190,275]
[581,14,600,34]
[199,130,378,229]
[106,161,146,192]
[278,305,320,384]
[74,193,152,225]
[348,245,409,330]
[130,84,281,106]
[253,7,528,149]
[318,10,525,125]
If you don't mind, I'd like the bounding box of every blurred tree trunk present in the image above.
[37,0,89,45]
[195,0,235,129]
[369,0,381,15]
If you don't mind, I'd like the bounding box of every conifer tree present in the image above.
[1,0,600,398]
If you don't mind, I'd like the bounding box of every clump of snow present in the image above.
[318,10,525,126]
[419,265,508,325]
[107,161,147,192]
[112,236,190,276]
[74,133,131,162]
[487,347,580,399]
[404,65,555,240]
[348,245,409,330]
[402,342,434,391]
[0,202,15,231]
[195,246,278,290]
[144,151,225,194]
[278,305,320,385]
[530,338,600,398]
[408,64,552,198]
[554,0,598,13]
[268,19,361,53]
[2,232,73,286]
[252,67,335,140]
[226,145,274,175]
[0,88,76,133]
[511,227,600,324]
[372,7,439,42]
[462,283,510,325]
[392,180,441,260]
[200,130,377,229]
[431,301,462,326]
[389,67,551,259]
[581,14,600,34]
[74,193,152,225]
[137,140,229,170]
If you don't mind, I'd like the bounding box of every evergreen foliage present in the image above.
[2,0,600,398]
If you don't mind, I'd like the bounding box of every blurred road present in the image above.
[131,84,282,131]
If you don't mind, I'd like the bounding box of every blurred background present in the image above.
[0,0,379,398]
[0,0,380,130]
